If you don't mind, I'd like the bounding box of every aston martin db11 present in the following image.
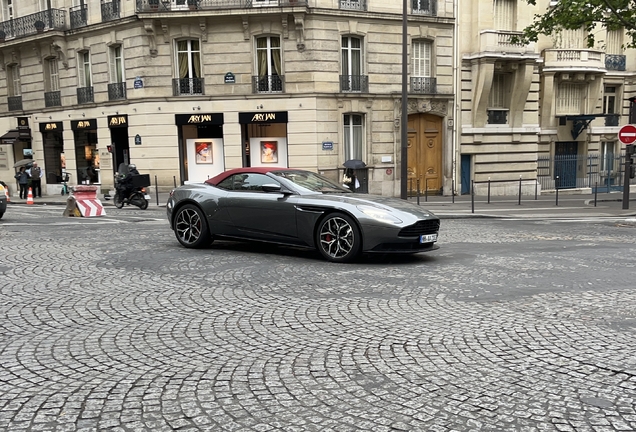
[166,168,440,262]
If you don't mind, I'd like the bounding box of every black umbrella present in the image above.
[343,159,366,169]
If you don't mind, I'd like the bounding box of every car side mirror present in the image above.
[262,183,282,193]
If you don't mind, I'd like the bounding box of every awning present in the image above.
[0,129,20,144]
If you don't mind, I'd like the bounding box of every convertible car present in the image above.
[166,168,440,263]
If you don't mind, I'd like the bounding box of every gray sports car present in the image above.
[166,167,440,263]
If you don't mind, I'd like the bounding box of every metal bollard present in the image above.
[416,179,420,206]
[155,175,159,206]
[555,176,559,206]
[535,179,538,200]
[471,180,475,214]
[173,176,177,188]
[452,180,455,203]
[487,178,491,204]
[518,176,522,205]
[425,178,429,202]
[594,182,598,207]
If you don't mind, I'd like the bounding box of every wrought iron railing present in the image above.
[172,77,204,95]
[77,86,94,104]
[487,109,508,125]
[136,0,305,11]
[605,54,626,71]
[45,91,62,107]
[252,75,284,93]
[0,9,65,40]
[411,0,436,15]
[101,0,121,21]
[108,82,127,100]
[340,75,368,93]
[537,152,636,191]
[8,96,22,111]
[410,77,437,94]
[70,4,88,29]
[340,0,366,10]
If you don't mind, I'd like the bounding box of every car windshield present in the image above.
[272,170,351,194]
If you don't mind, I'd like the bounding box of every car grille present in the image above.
[398,219,440,237]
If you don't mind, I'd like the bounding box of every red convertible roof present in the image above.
[205,167,294,186]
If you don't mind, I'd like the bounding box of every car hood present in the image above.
[305,193,437,217]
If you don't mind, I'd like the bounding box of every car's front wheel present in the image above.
[316,212,361,263]
[174,204,211,248]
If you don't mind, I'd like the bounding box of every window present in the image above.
[39,0,48,10]
[341,36,365,92]
[255,36,282,92]
[7,64,21,97]
[46,58,60,92]
[79,51,92,88]
[555,28,586,49]
[556,82,585,115]
[412,40,431,77]
[493,0,515,31]
[487,73,510,124]
[605,29,623,54]
[218,173,277,192]
[175,39,202,95]
[412,0,436,15]
[110,45,124,84]
[343,114,364,161]
[603,86,617,115]
[2,0,14,21]
[600,141,616,172]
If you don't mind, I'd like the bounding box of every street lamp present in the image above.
[400,0,408,199]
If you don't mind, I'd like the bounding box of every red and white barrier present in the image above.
[63,185,106,217]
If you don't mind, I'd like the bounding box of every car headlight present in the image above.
[357,205,403,224]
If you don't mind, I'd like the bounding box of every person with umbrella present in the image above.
[343,159,365,192]
[14,166,29,199]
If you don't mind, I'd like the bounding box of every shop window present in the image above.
[343,114,364,161]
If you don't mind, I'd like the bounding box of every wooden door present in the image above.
[407,114,442,194]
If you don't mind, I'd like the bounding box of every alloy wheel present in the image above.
[318,216,355,260]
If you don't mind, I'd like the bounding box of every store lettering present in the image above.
[76,121,91,128]
[45,123,57,130]
[188,115,212,124]
[251,113,276,122]
[109,116,127,126]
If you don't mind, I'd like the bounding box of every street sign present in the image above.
[618,124,636,145]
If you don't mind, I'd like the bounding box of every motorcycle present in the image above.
[113,172,150,210]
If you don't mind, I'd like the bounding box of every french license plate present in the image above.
[144,194,151,200]
[420,234,437,243]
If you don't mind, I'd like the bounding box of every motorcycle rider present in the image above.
[117,164,140,200]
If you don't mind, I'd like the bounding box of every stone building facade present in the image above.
[0,0,455,197]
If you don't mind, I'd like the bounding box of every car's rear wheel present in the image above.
[316,212,361,263]
[174,204,211,248]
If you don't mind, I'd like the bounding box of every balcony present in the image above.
[410,77,436,94]
[101,0,121,22]
[45,91,62,107]
[136,0,306,12]
[252,75,284,93]
[543,49,605,73]
[0,9,66,41]
[70,4,88,29]
[340,0,366,10]
[605,54,626,72]
[478,30,534,56]
[340,75,368,93]
[108,82,127,101]
[77,86,94,104]
[605,114,619,127]
[412,0,436,16]
[8,96,22,111]
[172,77,204,95]
[487,109,508,125]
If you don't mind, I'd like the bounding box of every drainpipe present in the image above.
[451,0,460,196]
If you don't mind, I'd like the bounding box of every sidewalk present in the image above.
[6,189,636,219]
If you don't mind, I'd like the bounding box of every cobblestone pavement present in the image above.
[1,207,635,431]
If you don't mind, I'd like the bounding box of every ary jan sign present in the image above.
[618,124,636,145]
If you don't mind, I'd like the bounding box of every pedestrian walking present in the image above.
[14,167,29,199]
[29,162,43,198]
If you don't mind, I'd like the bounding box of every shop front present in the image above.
[107,114,130,174]
[71,119,100,184]
[39,121,65,186]
[1,116,33,167]
[239,111,288,168]
[176,113,224,183]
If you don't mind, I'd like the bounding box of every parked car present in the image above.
[0,181,7,219]
[166,168,440,263]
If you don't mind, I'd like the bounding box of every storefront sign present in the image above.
[239,111,288,124]
[175,113,224,126]
[108,115,129,128]
[135,134,142,145]
[39,122,63,133]
[17,117,29,130]
[322,141,333,151]
[224,72,235,84]
[71,119,97,130]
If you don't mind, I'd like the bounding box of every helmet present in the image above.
[128,164,136,170]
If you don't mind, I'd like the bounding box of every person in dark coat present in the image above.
[14,167,29,199]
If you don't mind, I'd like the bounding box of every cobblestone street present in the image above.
[1,206,635,431]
